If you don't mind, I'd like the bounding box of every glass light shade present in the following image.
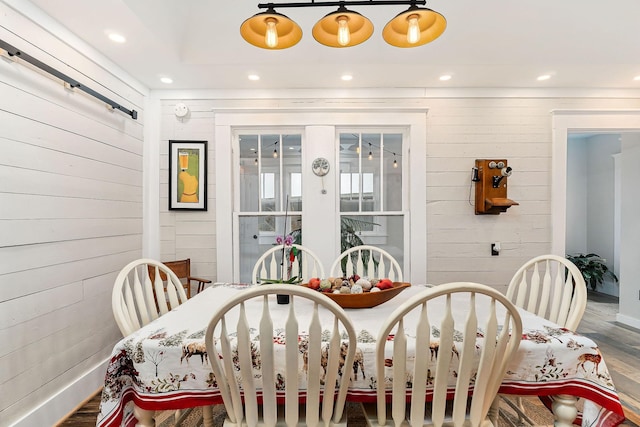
[240,9,302,49]
[382,5,446,47]
[312,7,373,48]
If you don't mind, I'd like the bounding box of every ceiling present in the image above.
[27,0,640,91]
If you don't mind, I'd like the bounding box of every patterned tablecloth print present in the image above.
[97,284,625,427]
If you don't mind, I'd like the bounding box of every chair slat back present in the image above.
[252,244,325,284]
[330,245,403,282]
[205,284,356,427]
[507,254,586,330]
[373,282,522,427]
[112,259,188,336]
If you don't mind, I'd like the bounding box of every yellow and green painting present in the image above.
[177,149,200,203]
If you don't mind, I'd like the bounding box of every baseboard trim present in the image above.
[615,313,640,331]
[53,386,103,426]
[9,358,109,427]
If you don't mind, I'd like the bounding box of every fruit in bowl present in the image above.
[302,277,410,308]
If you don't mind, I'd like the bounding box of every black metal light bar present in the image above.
[258,0,425,9]
[0,39,138,120]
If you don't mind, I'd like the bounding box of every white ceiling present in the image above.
[27,0,640,91]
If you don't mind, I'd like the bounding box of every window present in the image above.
[338,131,404,265]
[237,132,303,283]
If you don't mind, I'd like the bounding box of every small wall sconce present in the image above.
[474,159,519,215]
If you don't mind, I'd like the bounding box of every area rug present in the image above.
[155,397,554,426]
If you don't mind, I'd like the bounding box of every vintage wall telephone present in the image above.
[472,159,519,214]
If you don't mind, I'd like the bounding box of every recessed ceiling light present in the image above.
[439,74,452,81]
[634,76,640,81]
[341,74,353,81]
[537,74,551,81]
[248,74,260,81]
[107,32,126,43]
[160,77,173,84]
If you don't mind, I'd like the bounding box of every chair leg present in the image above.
[202,405,214,427]
[133,405,155,426]
[499,395,535,426]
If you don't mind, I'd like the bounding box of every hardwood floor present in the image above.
[576,292,640,426]
[58,292,639,426]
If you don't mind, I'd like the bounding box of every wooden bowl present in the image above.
[304,282,411,309]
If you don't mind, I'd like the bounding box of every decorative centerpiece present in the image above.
[304,274,410,308]
[259,197,302,304]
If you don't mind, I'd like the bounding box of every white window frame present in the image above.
[215,108,427,284]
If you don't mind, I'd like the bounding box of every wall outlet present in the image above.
[491,242,500,256]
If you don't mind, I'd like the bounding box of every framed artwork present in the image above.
[169,140,207,211]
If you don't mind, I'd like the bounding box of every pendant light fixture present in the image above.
[382,4,446,47]
[312,5,373,47]
[241,1,445,49]
[240,7,303,49]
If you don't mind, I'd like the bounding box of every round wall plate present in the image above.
[174,102,189,118]
[312,157,330,176]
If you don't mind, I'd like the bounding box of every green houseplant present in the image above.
[566,253,618,291]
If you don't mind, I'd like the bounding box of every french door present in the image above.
[233,128,408,284]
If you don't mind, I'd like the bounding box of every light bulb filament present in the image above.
[337,15,351,46]
[406,14,420,44]
[265,17,278,48]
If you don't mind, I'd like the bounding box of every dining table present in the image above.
[96,283,625,427]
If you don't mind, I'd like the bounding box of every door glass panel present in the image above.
[282,134,302,211]
[338,131,405,275]
[339,131,403,213]
[239,135,259,212]
[261,134,280,212]
[341,214,404,275]
[238,214,302,284]
[237,131,303,284]
[383,133,402,211]
[362,133,381,211]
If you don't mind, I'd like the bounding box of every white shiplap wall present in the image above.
[158,100,217,289]
[424,97,640,291]
[0,3,145,425]
[153,95,640,295]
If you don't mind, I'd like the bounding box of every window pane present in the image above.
[239,134,259,211]
[383,133,403,211]
[291,173,302,198]
[261,134,280,212]
[339,132,360,212]
[239,215,302,284]
[282,134,302,211]
[339,131,403,213]
[341,214,404,275]
[362,134,380,211]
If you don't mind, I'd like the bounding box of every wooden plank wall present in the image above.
[154,97,640,295]
[424,97,640,291]
[0,3,145,424]
[158,101,216,285]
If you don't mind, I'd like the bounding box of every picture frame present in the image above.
[169,140,207,211]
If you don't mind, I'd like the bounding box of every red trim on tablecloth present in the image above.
[98,381,625,427]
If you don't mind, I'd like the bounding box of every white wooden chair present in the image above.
[329,245,403,282]
[252,244,325,284]
[205,284,356,427]
[506,254,587,331]
[361,282,523,427]
[503,254,587,424]
[112,259,195,426]
[112,258,189,337]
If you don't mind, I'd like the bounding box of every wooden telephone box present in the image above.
[474,159,519,215]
